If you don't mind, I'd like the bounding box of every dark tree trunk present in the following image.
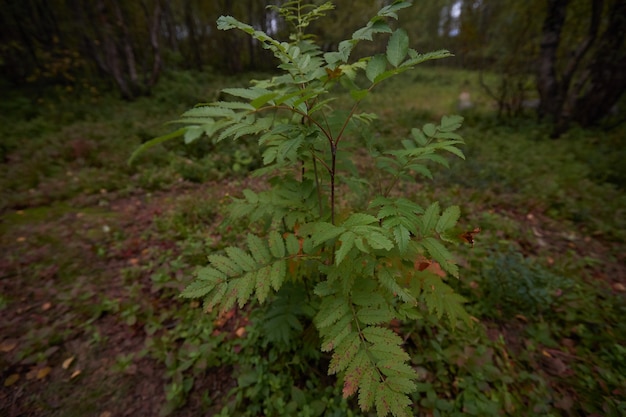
[536,0,623,137]
[160,0,179,52]
[570,1,626,127]
[536,0,569,127]
[94,0,128,98]
[184,0,203,71]
[111,0,140,92]
[145,0,163,87]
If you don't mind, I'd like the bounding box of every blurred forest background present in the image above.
[1,0,624,137]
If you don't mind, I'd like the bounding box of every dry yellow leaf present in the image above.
[70,370,81,379]
[62,357,75,370]
[99,411,112,417]
[37,367,51,379]
[0,340,18,352]
[235,327,246,338]
[4,374,19,387]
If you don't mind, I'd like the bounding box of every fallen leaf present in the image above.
[17,237,26,242]
[515,314,528,322]
[42,302,52,311]
[459,228,480,246]
[37,367,52,379]
[70,370,81,379]
[235,327,246,338]
[0,340,18,352]
[99,412,112,417]
[62,357,75,370]
[4,374,19,387]
[613,283,625,292]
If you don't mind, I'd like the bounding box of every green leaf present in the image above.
[422,274,471,327]
[310,222,344,247]
[316,295,351,329]
[321,313,353,352]
[255,265,272,303]
[344,213,379,227]
[183,106,236,119]
[208,254,242,276]
[421,237,459,278]
[378,1,412,19]
[235,273,256,308]
[411,127,427,145]
[336,231,356,265]
[377,269,416,304]
[366,54,387,83]
[393,226,411,254]
[350,89,369,100]
[329,331,360,374]
[344,353,370,400]
[270,259,286,291]
[440,114,464,131]
[268,230,285,258]
[357,307,395,325]
[223,247,255,272]
[376,388,412,417]
[285,233,301,256]
[436,206,460,234]
[352,19,391,41]
[183,125,204,144]
[362,326,403,347]
[420,202,440,236]
[357,362,378,411]
[128,127,186,165]
[362,229,394,251]
[442,145,465,159]
[248,233,271,264]
[423,123,437,137]
[386,29,409,67]
[180,279,216,298]
[378,361,419,380]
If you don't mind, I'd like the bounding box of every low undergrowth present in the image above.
[1,34,625,417]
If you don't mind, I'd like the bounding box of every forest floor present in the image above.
[0,181,248,417]
[1,68,625,416]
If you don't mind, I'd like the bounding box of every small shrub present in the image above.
[135,1,470,415]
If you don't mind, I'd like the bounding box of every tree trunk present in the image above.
[184,0,203,71]
[145,0,163,87]
[570,1,626,127]
[94,0,136,99]
[111,0,140,91]
[536,0,618,137]
[536,0,569,127]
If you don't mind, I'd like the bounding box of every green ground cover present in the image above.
[1,68,625,416]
